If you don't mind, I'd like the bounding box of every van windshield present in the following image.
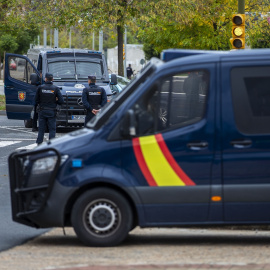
[48,60,103,80]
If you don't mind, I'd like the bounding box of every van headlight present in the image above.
[32,156,58,175]
[31,154,69,175]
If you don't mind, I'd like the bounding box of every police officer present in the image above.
[126,64,133,79]
[35,73,64,145]
[82,75,107,126]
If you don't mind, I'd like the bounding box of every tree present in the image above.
[0,0,40,71]
[246,12,270,48]
[0,34,18,79]
[21,0,149,76]
[138,0,270,55]
[138,0,237,54]
[0,34,18,52]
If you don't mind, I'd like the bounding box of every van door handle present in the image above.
[187,141,208,150]
[230,139,252,148]
[5,86,13,89]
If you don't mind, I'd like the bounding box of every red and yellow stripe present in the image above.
[132,134,195,186]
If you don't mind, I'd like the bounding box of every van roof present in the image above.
[161,48,226,62]
[27,47,103,56]
[160,48,270,71]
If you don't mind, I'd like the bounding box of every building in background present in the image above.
[107,44,146,76]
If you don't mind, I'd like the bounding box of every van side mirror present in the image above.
[30,73,40,85]
[121,109,137,138]
[110,74,117,85]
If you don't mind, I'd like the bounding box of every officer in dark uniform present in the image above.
[126,64,133,79]
[35,73,64,145]
[82,75,107,126]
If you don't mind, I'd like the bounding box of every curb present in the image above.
[50,264,270,270]
[0,110,6,115]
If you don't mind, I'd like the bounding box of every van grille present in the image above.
[57,95,85,126]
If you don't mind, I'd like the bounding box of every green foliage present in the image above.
[0,34,18,53]
[143,43,160,60]
[24,0,148,75]
[137,0,236,54]
[2,0,270,76]
[0,95,5,111]
[15,29,40,54]
[246,14,270,48]
[0,0,40,58]
[139,0,270,53]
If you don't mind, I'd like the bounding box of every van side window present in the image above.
[231,66,270,134]
[159,71,208,131]
[8,56,27,83]
[133,70,209,136]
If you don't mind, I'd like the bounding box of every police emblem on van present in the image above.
[18,91,26,101]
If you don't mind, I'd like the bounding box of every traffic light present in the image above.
[230,14,245,49]
[123,44,125,60]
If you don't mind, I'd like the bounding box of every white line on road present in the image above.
[0,141,21,147]
[0,126,36,135]
[1,138,36,141]
[16,144,37,150]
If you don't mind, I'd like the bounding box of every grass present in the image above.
[0,95,5,111]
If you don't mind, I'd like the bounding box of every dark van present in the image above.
[4,48,116,128]
[8,48,270,247]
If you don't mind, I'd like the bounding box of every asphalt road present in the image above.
[0,111,80,252]
[0,116,50,252]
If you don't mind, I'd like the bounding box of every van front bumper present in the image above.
[8,148,63,228]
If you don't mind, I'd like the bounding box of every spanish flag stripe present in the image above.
[155,134,196,186]
[139,135,185,186]
[132,137,157,186]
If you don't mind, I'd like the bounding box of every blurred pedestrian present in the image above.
[126,64,133,79]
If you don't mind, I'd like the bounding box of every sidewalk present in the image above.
[1,227,270,270]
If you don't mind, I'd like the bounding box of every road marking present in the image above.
[1,138,36,141]
[0,126,36,135]
[0,141,21,147]
[16,143,37,150]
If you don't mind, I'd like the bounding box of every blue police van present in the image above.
[8,48,270,247]
[4,48,116,128]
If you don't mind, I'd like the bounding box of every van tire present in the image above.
[71,187,133,247]
[24,119,33,128]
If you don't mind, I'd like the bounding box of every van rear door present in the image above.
[4,53,40,120]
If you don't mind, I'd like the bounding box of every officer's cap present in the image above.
[45,73,53,79]
[88,75,96,80]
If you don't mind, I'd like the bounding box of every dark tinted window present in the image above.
[133,70,209,136]
[231,66,270,134]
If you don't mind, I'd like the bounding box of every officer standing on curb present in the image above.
[35,73,64,145]
[82,75,107,126]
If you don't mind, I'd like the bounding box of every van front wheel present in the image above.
[71,188,133,247]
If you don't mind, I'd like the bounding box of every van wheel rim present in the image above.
[84,199,120,235]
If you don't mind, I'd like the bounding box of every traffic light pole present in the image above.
[238,0,245,14]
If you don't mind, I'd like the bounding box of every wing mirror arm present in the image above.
[121,109,137,138]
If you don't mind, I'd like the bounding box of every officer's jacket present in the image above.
[82,83,107,111]
[35,81,64,109]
